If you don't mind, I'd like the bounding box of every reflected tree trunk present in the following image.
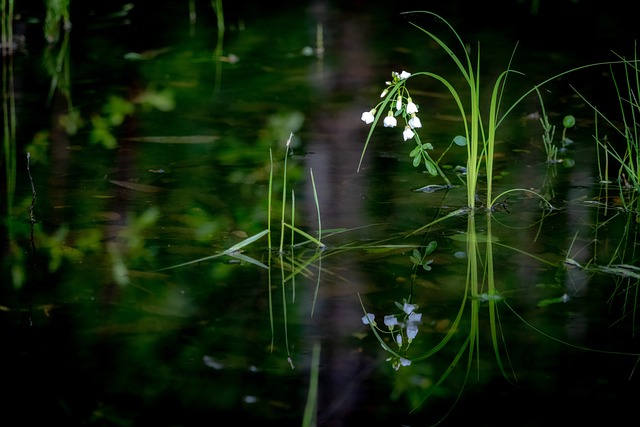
[301,1,383,425]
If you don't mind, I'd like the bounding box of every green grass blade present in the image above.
[283,222,324,248]
[157,229,269,271]
[302,341,321,427]
[227,251,269,269]
[223,229,270,254]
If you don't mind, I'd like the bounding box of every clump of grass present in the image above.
[573,48,640,214]
[359,11,524,212]
[360,12,640,217]
[535,87,576,165]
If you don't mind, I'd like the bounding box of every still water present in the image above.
[2,1,639,426]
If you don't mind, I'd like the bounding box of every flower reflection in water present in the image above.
[361,298,424,370]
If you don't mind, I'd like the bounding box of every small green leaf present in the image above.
[424,240,437,254]
[413,154,421,167]
[424,160,437,175]
[453,135,467,146]
[562,115,576,128]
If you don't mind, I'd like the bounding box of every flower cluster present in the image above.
[360,70,423,142]
[361,301,423,370]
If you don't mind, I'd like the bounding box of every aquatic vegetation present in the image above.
[360,11,525,211]
[358,254,440,374]
[302,341,321,427]
[575,48,640,214]
[4,3,640,425]
[360,69,451,187]
[357,14,527,399]
[44,0,71,44]
[535,87,576,165]
[409,240,437,271]
[357,10,640,421]
[360,12,640,215]
[361,299,424,370]
[560,46,640,333]
[211,0,225,90]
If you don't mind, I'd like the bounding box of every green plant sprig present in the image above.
[403,11,523,212]
[360,11,522,212]
[364,11,640,219]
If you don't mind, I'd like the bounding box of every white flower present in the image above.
[406,99,418,114]
[391,356,412,370]
[361,313,376,325]
[383,114,397,128]
[380,89,388,98]
[402,303,417,314]
[408,312,422,323]
[384,315,398,329]
[396,333,403,347]
[399,71,411,79]
[361,109,376,124]
[408,115,422,129]
[402,126,415,141]
[407,323,419,341]
[395,96,402,111]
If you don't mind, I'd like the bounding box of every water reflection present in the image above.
[2,2,640,426]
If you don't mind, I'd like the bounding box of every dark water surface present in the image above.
[2,1,639,426]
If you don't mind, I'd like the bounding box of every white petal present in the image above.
[403,303,417,314]
[383,116,397,128]
[361,111,375,124]
[402,127,415,141]
[362,313,375,324]
[409,116,422,129]
[407,323,419,340]
[384,315,398,327]
[408,312,422,323]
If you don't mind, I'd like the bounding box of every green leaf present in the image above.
[453,135,467,146]
[224,229,270,254]
[424,240,437,254]
[413,154,421,168]
[424,160,437,175]
[562,115,576,128]
[228,251,269,269]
